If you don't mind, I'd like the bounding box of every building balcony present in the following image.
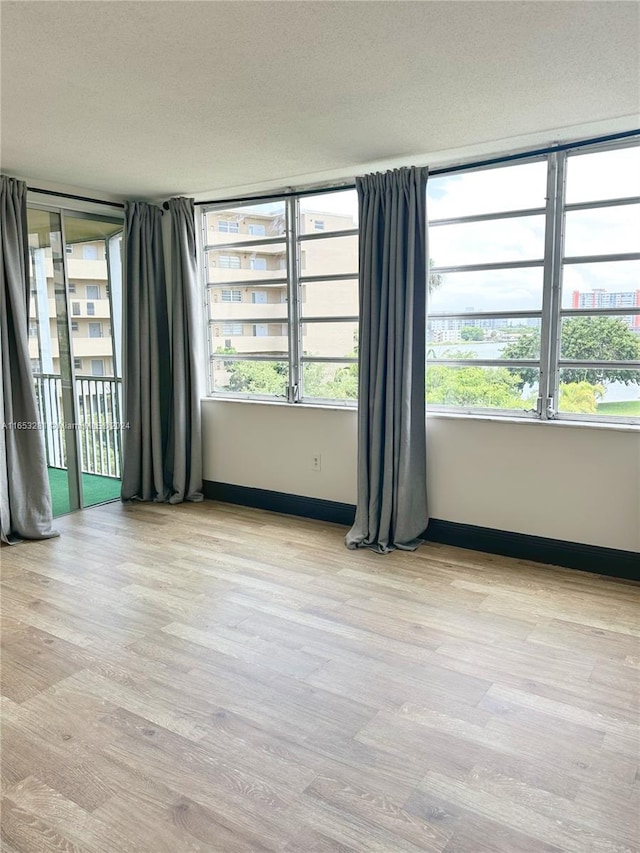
[211,335,288,356]
[212,304,287,320]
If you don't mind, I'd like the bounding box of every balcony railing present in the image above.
[33,373,123,478]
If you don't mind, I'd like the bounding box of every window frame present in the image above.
[203,192,359,405]
[202,138,639,424]
[426,140,639,425]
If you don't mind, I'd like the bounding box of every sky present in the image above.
[218,145,640,316]
[427,147,640,313]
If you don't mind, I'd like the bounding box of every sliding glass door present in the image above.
[27,206,124,515]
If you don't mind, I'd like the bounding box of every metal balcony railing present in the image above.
[33,373,123,478]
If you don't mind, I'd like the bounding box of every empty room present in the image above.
[1,1,639,851]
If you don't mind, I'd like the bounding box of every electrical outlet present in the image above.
[312,453,322,471]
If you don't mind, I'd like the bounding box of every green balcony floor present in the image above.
[47,467,121,516]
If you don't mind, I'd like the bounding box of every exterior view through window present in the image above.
[204,139,640,423]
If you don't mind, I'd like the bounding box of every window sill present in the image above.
[201,396,639,431]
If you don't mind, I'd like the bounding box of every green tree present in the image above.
[227,360,287,394]
[427,364,527,408]
[216,347,287,395]
[460,326,484,341]
[560,317,640,385]
[304,362,358,399]
[502,317,640,390]
[558,381,604,414]
[500,331,540,389]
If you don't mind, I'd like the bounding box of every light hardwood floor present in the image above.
[1,500,639,852]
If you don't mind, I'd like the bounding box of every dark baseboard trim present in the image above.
[203,481,639,581]
[423,519,639,581]
[203,481,356,527]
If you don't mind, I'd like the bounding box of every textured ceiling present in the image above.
[1,1,639,200]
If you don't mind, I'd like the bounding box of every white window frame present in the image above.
[218,255,241,269]
[426,140,639,425]
[203,191,358,405]
[221,289,242,303]
[202,137,639,423]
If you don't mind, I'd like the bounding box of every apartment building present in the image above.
[573,288,640,328]
[28,240,116,377]
[206,205,358,390]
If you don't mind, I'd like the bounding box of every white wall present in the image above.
[202,399,640,552]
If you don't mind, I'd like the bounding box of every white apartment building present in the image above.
[206,206,358,390]
[28,240,116,377]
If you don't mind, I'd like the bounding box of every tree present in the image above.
[559,317,640,385]
[559,381,604,414]
[460,326,484,341]
[500,331,539,389]
[217,347,359,399]
[426,364,527,408]
[502,317,640,390]
[226,360,287,394]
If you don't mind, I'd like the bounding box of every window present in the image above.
[71,302,80,316]
[219,255,241,269]
[71,321,79,332]
[425,142,639,423]
[68,283,76,294]
[557,146,640,420]
[90,359,105,376]
[218,220,239,233]
[203,139,639,421]
[86,302,95,316]
[74,358,83,370]
[205,191,358,401]
[82,245,99,260]
[66,245,73,254]
[86,285,100,300]
[29,323,38,337]
[88,322,102,338]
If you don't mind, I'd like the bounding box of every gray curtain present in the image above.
[346,167,429,554]
[121,202,171,502]
[0,175,57,542]
[121,199,202,504]
[166,198,203,503]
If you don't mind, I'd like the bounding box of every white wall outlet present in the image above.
[312,453,322,471]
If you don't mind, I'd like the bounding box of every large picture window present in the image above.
[427,141,639,423]
[204,191,359,402]
[204,138,639,423]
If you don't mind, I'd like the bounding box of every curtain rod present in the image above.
[193,128,640,207]
[26,187,125,209]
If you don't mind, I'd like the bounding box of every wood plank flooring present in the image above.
[1,500,638,852]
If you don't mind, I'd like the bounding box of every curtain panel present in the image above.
[121,198,202,504]
[346,166,429,553]
[166,197,203,503]
[0,175,57,542]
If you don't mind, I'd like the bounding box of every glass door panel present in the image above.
[62,213,123,508]
[27,208,80,515]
